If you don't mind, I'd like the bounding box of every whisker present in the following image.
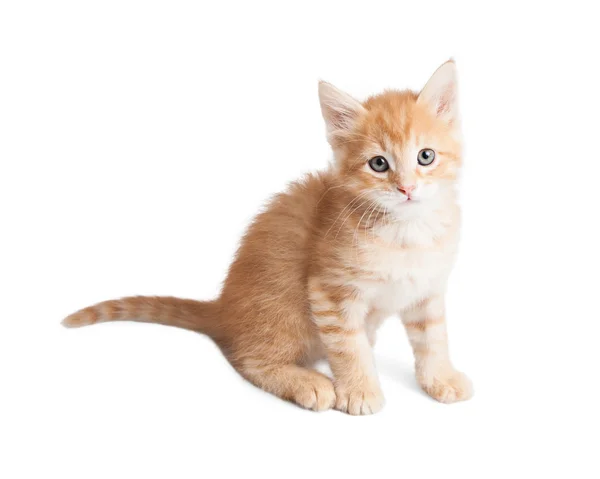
[323,191,371,238]
[334,197,372,240]
[315,183,345,208]
[352,201,378,263]
[314,174,352,208]
[354,202,376,246]
[365,203,380,244]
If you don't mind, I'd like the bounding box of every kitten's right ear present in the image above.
[318,81,365,142]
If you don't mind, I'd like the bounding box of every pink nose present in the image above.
[397,184,416,196]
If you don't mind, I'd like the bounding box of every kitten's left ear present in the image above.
[418,60,459,123]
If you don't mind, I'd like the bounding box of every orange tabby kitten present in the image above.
[63,60,472,415]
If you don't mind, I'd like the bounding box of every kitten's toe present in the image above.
[293,375,336,412]
[335,383,385,415]
[419,370,473,404]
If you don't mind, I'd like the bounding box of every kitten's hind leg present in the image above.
[239,362,336,412]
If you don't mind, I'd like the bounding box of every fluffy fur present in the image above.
[63,60,473,415]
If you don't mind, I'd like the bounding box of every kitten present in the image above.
[63,60,472,415]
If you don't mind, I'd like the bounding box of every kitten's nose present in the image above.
[397,184,416,197]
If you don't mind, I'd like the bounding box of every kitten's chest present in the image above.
[352,220,459,313]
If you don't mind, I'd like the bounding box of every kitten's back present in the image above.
[216,172,333,363]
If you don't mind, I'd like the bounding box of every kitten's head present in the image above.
[319,61,462,216]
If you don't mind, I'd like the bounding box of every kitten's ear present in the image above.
[318,81,366,140]
[418,60,459,123]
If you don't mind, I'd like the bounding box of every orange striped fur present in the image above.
[63,60,472,414]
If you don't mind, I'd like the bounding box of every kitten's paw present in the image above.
[293,374,336,412]
[334,382,385,415]
[418,370,473,404]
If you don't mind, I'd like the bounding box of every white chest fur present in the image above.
[350,208,460,315]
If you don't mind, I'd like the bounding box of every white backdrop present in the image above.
[1,1,599,478]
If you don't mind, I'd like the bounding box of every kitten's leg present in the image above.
[239,362,336,412]
[309,284,384,415]
[402,295,473,403]
[365,308,388,346]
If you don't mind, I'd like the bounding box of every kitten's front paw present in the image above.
[293,374,337,412]
[335,382,385,415]
[418,370,473,404]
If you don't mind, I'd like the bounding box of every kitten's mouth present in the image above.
[402,197,422,205]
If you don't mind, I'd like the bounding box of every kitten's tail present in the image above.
[61,296,219,336]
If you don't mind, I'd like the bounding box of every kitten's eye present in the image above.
[368,156,389,173]
[417,149,436,166]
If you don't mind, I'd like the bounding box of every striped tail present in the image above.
[62,296,219,335]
